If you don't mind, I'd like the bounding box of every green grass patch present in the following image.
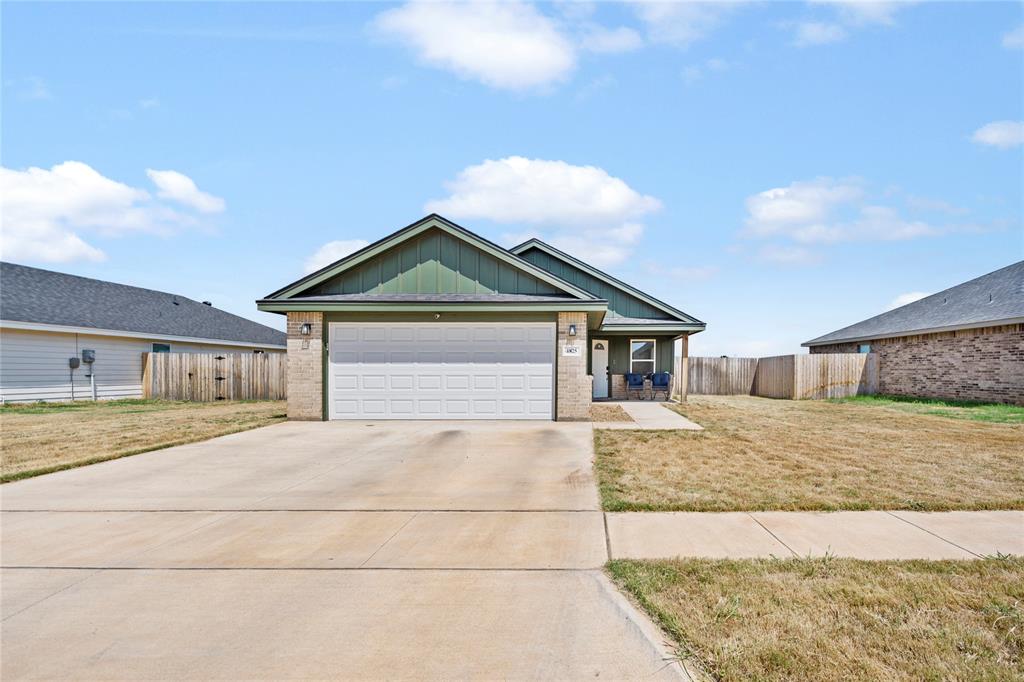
[833,394,1024,424]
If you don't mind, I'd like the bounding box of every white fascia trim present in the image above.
[0,320,286,350]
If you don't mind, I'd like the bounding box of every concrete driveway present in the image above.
[1,421,687,680]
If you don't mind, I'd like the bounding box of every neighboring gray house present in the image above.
[803,261,1023,405]
[0,263,286,402]
[257,214,704,421]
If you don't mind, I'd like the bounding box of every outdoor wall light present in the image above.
[299,322,312,336]
[434,313,441,320]
[568,324,577,336]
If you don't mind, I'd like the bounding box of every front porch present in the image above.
[587,333,685,401]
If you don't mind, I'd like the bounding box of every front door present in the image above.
[591,339,609,399]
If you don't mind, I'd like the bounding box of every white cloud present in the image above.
[813,0,911,26]
[146,169,226,213]
[303,239,370,274]
[971,120,1024,149]
[792,1,915,46]
[886,291,929,310]
[1004,24,1024,49]
[139,97,160,109]
[579,25,644,53]
[792,21,847,46]
[756,245,822,266]
[631,1,740,47]
[7,76,52,101]
[0,161,220,264]
[742,178,945,245]
[427,156,661,266]
[372,2,575,91]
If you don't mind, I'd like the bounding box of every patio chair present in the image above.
[625,372,646,400]
[651,372,671,400]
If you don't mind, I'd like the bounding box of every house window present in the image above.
[152,343,171,353]
[630,339,656,374]
[858,343,871,354]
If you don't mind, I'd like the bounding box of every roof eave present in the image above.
[802,316,1024,347]
[0,319,287,349]
[510,239,705,326]
[256,300,609,313]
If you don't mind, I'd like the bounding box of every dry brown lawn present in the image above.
[589,402,633,422]
[1,399,286,482]
[609,556,1024,682]
[595,395,1024,511]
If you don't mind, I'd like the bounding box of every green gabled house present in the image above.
[258,214,705,421]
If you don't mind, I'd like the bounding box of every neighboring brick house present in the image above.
[803,261,1023,405]
[257,214,705,421]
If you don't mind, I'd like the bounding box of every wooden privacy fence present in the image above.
[142,352,287,401]
[684,353,878,400]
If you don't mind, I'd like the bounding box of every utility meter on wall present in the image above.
[81,349,96,363]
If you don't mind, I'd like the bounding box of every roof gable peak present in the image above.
[264,214,597,301]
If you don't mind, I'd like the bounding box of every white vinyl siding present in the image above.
[0,327,279,403]
[328,321,555,420]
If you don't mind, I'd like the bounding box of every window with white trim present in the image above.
[630,339,656,374]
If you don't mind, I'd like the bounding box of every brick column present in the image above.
[286,311,324,420]
[556,312,590,421]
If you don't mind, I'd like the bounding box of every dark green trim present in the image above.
[258,302,606,316]
[599,325,703,334]
[322,311,559,324]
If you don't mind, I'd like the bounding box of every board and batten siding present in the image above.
[0,327,279,403]
[306,228,562,297]
[517,248,672,320]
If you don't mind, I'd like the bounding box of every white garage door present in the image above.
[328,322,555,420]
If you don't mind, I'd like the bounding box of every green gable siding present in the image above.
[307,228,563,297]
[518,248,671,319]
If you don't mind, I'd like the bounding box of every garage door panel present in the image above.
[329,322,554,420]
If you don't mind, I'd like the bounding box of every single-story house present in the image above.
[258,214,705,421]
[803,260,1023,405]
[0,263,286,403]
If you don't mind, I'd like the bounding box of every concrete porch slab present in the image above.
[890,511,1024,557]
[593,401,702,431]
[607,512,794,559]
[750,511,976,560]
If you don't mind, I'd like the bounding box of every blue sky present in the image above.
[3,1,1022,355]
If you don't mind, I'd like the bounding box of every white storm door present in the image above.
[328,322,555,420]
[591,339,609,399]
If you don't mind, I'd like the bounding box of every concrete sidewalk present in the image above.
[607,510,1024,560]
[592,401,703,431]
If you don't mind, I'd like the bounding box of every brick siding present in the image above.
[810,324,1023,405]
[286,312,324,420]
[556,312,591,420]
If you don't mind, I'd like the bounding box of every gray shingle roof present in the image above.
[803,261,1024,346]
[1,262,286,347]
[277,293,593,303]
